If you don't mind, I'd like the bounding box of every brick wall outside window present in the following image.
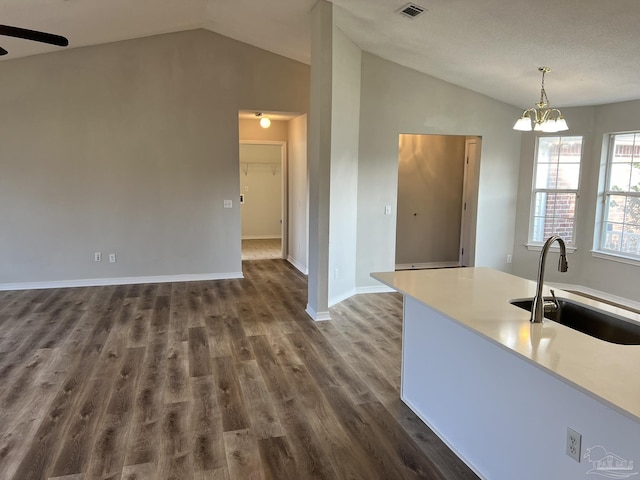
[530,136,583,246]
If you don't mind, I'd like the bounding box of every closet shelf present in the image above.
[240,161,280,176]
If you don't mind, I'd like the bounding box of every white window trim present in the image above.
[590,250,640,267]
[526,244,577,253]
[528,135,583,247]
[593,132,640,263]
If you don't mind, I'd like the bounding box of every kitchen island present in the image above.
[372,267,640,480]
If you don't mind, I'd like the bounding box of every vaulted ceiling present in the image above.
[3,0,640,108]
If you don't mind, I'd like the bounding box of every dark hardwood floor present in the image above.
[0,259,478,480]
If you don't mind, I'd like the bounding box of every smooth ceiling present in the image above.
[2,0,639,108]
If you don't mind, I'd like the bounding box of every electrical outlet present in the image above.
[506,254,512,264]
[94,252,102,262]
[224,199,233,208]
[109,253,117,263]
[566,427,581,462]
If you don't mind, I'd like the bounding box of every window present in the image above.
[529,136,583,247]
[598,133,640,260]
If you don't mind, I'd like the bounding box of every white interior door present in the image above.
[239,141,287,259]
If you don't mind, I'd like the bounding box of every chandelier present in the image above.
[513,67,568,133]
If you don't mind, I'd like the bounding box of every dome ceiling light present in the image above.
[255,112,271,129]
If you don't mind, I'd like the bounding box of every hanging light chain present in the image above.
[537,67,551,109]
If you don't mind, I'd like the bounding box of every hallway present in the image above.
[241,238,282,260]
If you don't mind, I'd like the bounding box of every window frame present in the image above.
[594,132,640,263]
[526,135,583,251]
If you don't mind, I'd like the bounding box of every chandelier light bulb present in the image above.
[260,117,271,128]
[513,67,568,133]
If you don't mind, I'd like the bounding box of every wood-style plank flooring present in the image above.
[0,260,478,480]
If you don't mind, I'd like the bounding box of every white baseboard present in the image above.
[395,261,460,270]
[548,282,640,312]
[0,272,245,291]
[287,256,308,275]
[329,288,356,308]
[356,285,396,294]
[241,235,282,240]
[305,304,331,321]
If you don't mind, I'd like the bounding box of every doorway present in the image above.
[459,137,480,266]
[395,134,481,269]
[239,141,287,261]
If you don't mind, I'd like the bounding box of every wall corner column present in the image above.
[306,0,333,321]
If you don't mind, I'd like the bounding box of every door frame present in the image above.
[459,136,481,267]
[394,133,481,269]
[239,140,288,259]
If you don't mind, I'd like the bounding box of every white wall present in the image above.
[239,144,282,239]
[356,53,522,289]
[511,100,640,301]
[288,115,309,274]
[328,26,361,306]
[396,134,465,265]
[0,29,309,287]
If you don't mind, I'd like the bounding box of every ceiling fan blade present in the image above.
[0,46,7,56]
[0,25,68,47]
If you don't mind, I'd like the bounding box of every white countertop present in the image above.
[372,267,640,423]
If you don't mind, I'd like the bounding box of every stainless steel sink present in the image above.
[510,297,640,345]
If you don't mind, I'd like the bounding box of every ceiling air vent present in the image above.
[398,3,426,19]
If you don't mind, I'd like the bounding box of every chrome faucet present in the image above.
[531,235,568,323]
